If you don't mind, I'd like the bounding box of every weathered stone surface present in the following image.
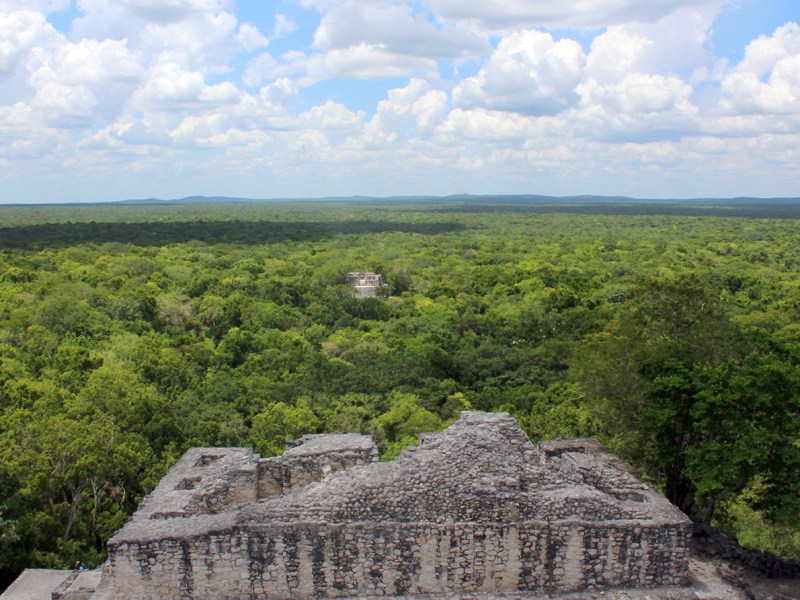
[52,569,102,600]
[0,569,74,600]
[94,412,691,599]
[259,433,379,498]
[345,272,384,298]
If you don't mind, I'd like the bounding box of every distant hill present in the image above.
[4,194,799,207]
[113,194,800,206]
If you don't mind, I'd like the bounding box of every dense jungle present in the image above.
[0,198,798,588]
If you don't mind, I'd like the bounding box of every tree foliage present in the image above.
[0,199,799,587]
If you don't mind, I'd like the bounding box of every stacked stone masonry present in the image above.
[39,412,695,599]
[345,272,384,298]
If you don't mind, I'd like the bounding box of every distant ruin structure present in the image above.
[3,412,692,599]
[345,271,384,298]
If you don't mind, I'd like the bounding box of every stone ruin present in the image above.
[345,272,384,298]
[3,412,693,599]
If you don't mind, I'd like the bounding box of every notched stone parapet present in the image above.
[257,433,379,498]
[130,447,259,520]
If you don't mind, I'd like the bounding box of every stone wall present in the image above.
[345,272,384,298]
[132,448,260,520]
[257,433,378,498]
[129,434,378,523]
[96,412,692,599]
[105,521,689,599]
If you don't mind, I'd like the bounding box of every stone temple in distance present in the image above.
[4,412,695,599]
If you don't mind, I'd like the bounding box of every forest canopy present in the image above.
[0,199,798,587]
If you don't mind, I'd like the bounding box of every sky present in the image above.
[0,0,799,203]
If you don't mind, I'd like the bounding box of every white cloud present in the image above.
[56,38,144,85]
[436,107,543,142]
[574,73,697,144]
[128,62,240,112]
[426,0,726,31]
[0,0,70,12]
[70,1,240,76]
[360,78,448,147]
[267,0,487,84]
[243,52,278,87]
[258,77,298,105]
[453,30,585,115]
[271,45,439,83]
[2,1,800,201]
[273,14,296,39]
[170,113,230,145]
[580,73,694,115]
[81,117,170,150]
[116,0,230,23]
[130,64,206,107]
[0,106,67,158]
[32,79,99,127]
[300,101,363,130]
[0,10,143,155]
[0,10,61,80]
[137,11,239,73]
[237,23,268,53]
[733,21,800,77]
[585,27,654,84]
[622,6,717,74]
[720,23,800,115]
[313,2,487,59]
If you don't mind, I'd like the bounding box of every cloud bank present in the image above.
[1,0,799,201]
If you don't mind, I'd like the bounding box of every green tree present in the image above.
[249,400,320,457]
[574,277,726,508]
[375,392,443,459]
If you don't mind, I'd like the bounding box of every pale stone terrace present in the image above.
[345,271,384,298]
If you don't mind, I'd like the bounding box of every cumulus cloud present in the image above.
[285,45,439,81]
[300,101,363,130]
[71,1,240,75]
[242,52,278,87]
[621,6,717,74]
[56,38,144,85]
[313,2,487,58]
[266,0,487,84]
[436,107,543,142]
[114,0,230,23]
[734,22,800,76]
[361,78,448,147]
[580,73,694,116]
[237,23,268,53]
[136,11,240,73]
[721,23,800,115]
[1,0,800,201]
[585,27,655,83]
[0,10,61,79]
[426,0,726,31]
[0,102,67,159]
[33,79,99,128]
[453,30,585,115]
[128,63,240,112]
[81,118,170,150]
[575,73,697,143]
[273,14,297,39]
[0,0,70,12]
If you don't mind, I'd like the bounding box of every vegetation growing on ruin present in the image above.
[0,199,798,586]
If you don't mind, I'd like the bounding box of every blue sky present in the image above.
[1,0,799,203]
